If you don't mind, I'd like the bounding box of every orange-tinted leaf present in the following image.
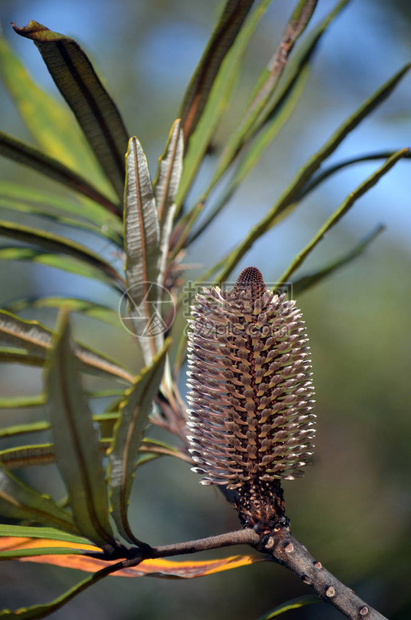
[0,536,265,578]
[26,553,264,578]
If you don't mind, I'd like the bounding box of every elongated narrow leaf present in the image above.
[24,550,264,578]
[182,0,349,223]
[0,395,45,409]
[154,120,184,285]
[179,0,255,140]
[0,311,133,383]
[0,422,50,439]
[0,34,111,194]
[257,595,319,619]
[0,534,263,576]
[154,120,184,226]
[0,552,263,619]
[213,0,318,180]
[278,150,407,285]
[0,440,112,470]
[215,64,411,283]
[0,182,122,234]
[6,297,120,329]
[256,0,349,128]
[298,150,411,198]
[0,203,121,247]
[0,346,43,367]
[0,464,77,533]
[46,310,115,547]
[124,137,162,364]
[0,390,123,410]
[13,21,129,201]
[0,524,90,543]
[177,0,274,209]
[0,437,183,470]
[188,62,310,244]
[0,189,122,246]
[0,246,121,286]
[0,131,120,215]
[292,225,385,295]
[0,418,116,441]
[0,219,123,289]
[108,343,169,543]
[0,546,93,559]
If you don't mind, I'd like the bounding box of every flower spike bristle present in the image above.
[186,267,315,527]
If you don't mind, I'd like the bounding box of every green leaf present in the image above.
[0,422,50,439]
[176,0,274,210]
[179,0,255,141]
[0,182,122,235]
[292,225,385,295]
[212,0,318,182]
[0,464,77,533]
[0,346,43,367]
[108,342,169,544]
[0,131,120,216]
[183,0,349,225]
[245,0,350,138]
[154,119,184,225]
[0,34,111,195]
[0,437,183,470]
[187,61,310,244]
[0,311,133,384]
[0,204,121,247]
[277,150,408,286]
[0,413,119,441]
[0,524,89,544]
[0,390,123,411]
[124,137,162,365]
[0,219,123,290]
[257,595,319,619]
[298,150,411,198]
[0,395,45,409]
[0,445,57,469]
[154,119,184,285]
[0,440,112,471]
[13,21,129,202]
[45,310,115,548]
[0,246,120,286]
[215,64,411,283]
[6,297,120,329]
[0,195,122,247]
[0,547,91,559]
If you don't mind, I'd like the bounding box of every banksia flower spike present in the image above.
[186,267,315,529]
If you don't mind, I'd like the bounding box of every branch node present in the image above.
[313,561,322,569]
[359,606,370,616]
[284,542,294,553]
[325,586,336,598]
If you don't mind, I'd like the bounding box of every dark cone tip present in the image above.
[232,266,266,300]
